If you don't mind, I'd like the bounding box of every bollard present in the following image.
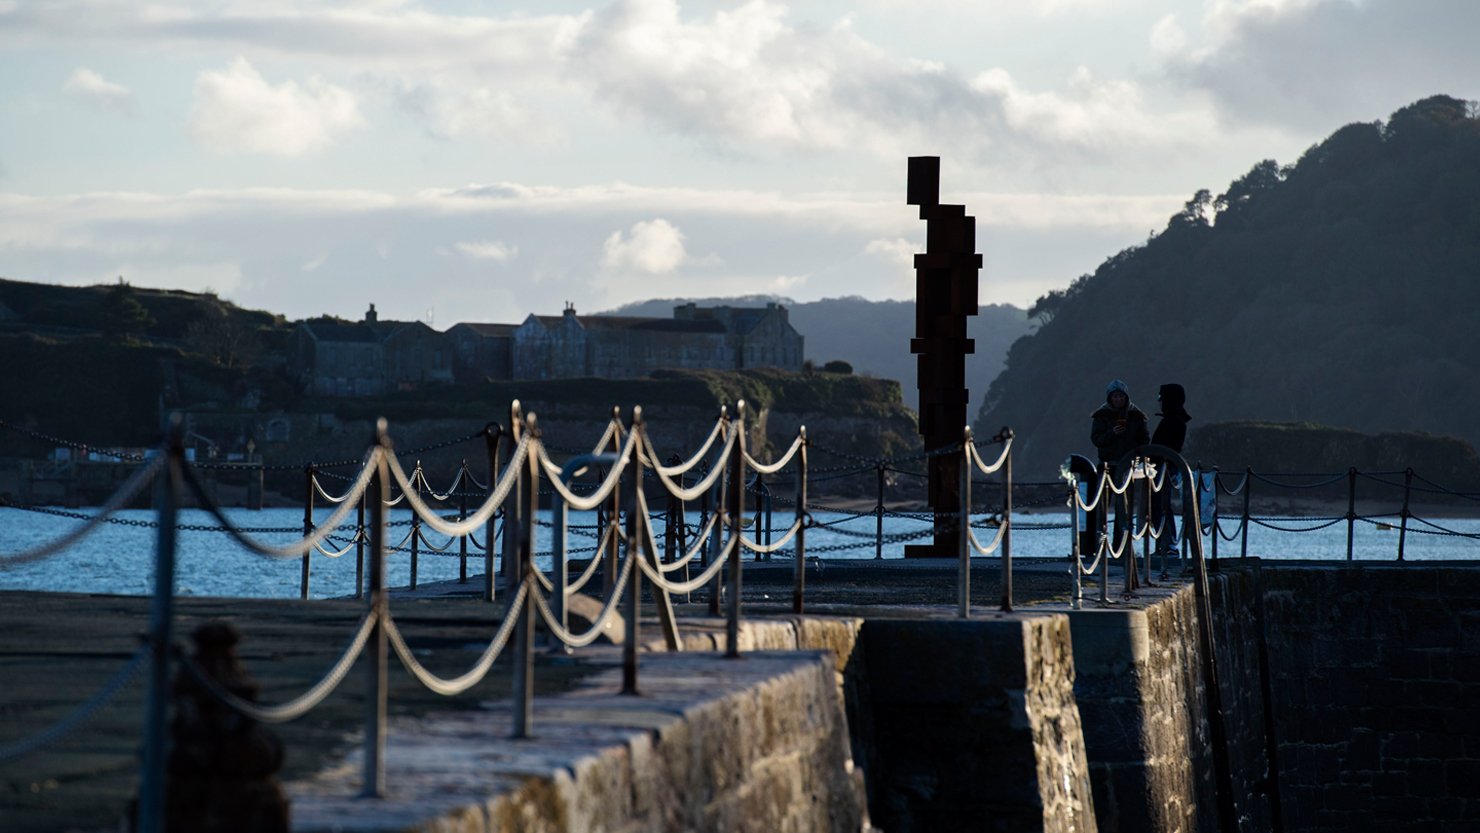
[502,405,523,601]
[792,428,807,615]
[362,426,389,798]
[300,464,314,600]
[1346,467,1358,561]
[1069,476,1082,610]
[1099,464,1111,605]
[137,417,183,833]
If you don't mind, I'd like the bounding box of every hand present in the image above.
[1112,423,1126,435]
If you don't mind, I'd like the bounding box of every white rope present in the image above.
[641,429,732,501]
[739,516,804,553]
[639,535,733,595]
[537,431,641,510]
[742,433,805,475]
[383,582,528,696]
[646,417,726,476]
[382,436,528,537]
[967,435,1013,475]
[964,516,1009,555]
[529,550,635,648]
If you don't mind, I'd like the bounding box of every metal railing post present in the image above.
[301,463,314,600]
[512,412,537,739]
[137,418,183,833]
[362,424,389,798]
[1142,462,1154,586]
[875,463,886,560]
[705,457,722,617]
[999,428,1013,613]
[958,428,972,619]
[1398,468,1413,561]
[458,461,470,583]
[726,403,746,658]
[409,464,421,590]
[355,488,365,600]
[1069,476,1082,610]
[1240,466,1251,560]
[502,407,523,600]
[1098,465,1110,605]
[752,472,765,562]
[1346,467,1358,561]
[792,428,807,615]
[623,409,644,695]
[483,422,502,603]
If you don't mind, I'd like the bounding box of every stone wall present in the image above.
[860,615,1097,833]
[1251,562,1480,832]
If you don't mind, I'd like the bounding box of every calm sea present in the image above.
[1,506,1477,600]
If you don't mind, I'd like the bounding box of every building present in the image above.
[293,301,804,395]
[287,304,454,396]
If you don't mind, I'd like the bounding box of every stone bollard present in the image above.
[132,622,290,833]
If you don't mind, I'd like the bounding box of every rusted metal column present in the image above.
[999,429,1014,612]
[622,409,644,695]
[1346,467,1358,561]
[355,488,365,600]
[409,464,421,590]
[1240,466,1251,561]
[957,430,972,618]
[458,460,470,583]
[875,463,886,560]
[905,155,980,559]
[137,418,183,833]
[483,422,502,603]
[512,412,537,739]
[1398,468,1413,561]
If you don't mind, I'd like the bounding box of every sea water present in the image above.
[1,506,1477,600]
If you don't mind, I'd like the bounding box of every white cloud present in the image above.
[1149,14,1187,56]
[864,237,918,270]
[63,67,135,115]
[601,218,688,274]
[454,240,517,261]
[190,58,363,156]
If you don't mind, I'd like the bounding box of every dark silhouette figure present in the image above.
[1090,380,1150,548]
[1150,383,1191,553]
[1090,379,1150,468]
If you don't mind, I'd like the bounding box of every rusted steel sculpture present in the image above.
[905,156,980,558]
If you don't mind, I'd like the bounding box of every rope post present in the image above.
[409,463,421,591]
[1068,475,1082,610]
[502,405,524,601]
[458,461,470,583]
[725,402,746,658]
[1098,465,1110,605]
[355,489,365,600]
[512,412,538,739]
[752,472,765,563]
[301,464,314,600]
[704,457,722,617]
[665,454,681,565]
[792,428,807,615]
[1240,466,1251,560]
[1346,467,1358,562]
[362,421,389,799]
[1208,467,1220,563]
[1121,468,1135,599]
[483,422,502,603]
[137,416,184,833]
[1398,468,1413,561]
[1142,463,1154,587]
[874,463,886,560]
[958,427,972,619]
[622,408,644,695]
[998,427,1013,613]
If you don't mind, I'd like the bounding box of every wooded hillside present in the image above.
[975,95,1480,478]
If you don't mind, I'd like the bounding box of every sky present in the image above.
[2,0,1477,327]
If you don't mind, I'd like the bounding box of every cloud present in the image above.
[1162,0,1480,131]
[454,240,517,261]
[63,67,136,115]
[602,218,688,274]
[190,58,363,156]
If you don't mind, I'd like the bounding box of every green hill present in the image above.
[975,95,1480,478]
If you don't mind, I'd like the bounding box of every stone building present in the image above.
[287,304,454,396]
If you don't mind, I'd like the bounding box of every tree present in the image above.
[98,280,154,340]
[822,360,853,374]
[183,314,263,371]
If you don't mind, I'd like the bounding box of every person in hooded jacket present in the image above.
[1090,380,1150,469]
[1150,384,1191,554]
[1090,380,1150,547]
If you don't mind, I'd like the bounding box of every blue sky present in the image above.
[2,0,1476,325]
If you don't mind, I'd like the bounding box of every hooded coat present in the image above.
[1151,383,1191,453]
[1090,380,1150,467]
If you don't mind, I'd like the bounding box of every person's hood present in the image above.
[1105,379,1129,406]
[1157,383,1190,419]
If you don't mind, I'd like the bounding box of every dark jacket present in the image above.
[1151,383,1190,453]
[1091,402,1150,467]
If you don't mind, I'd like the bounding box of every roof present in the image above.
[585,316,726,334]
[299,320,382,343]
[450,322,517,337]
